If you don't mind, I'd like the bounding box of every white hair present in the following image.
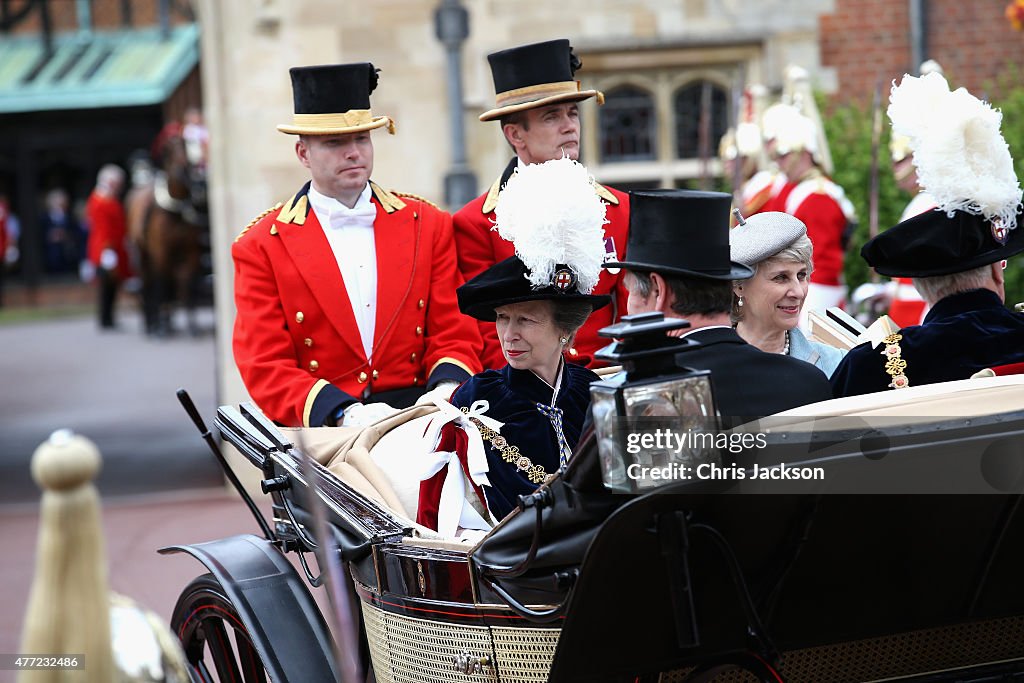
[912,264,993,305]
[96,164,125,192]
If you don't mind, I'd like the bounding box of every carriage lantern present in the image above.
[590,312,720,493]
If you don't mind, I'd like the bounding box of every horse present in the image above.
[126,131,208,337]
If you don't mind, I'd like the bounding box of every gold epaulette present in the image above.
[594,181,620,206]
[481,175,503,214]
[369,181,406,213]
[393,190,441,211]
[277,193,308,225]
[235,203,283,242]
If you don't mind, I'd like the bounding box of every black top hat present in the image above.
[862,208,1024,278]
[277,63,395,136]
[604,190,754,280]
[479,39,603,122]
[458,256,610,322]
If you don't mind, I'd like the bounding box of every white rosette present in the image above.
[415,398,503,537]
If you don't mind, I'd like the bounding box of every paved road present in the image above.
[0,309,223,503]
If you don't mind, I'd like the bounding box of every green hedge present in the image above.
[823,75,1024,307]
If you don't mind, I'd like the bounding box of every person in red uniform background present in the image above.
[762,105,855,326]
[232,63,482,428]
[453,39,629,369]
[85,165,130,329]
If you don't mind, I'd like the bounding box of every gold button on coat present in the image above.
[304,338,313,347]
[410,352,417,362]
[417,299,425,309]
[309,360,319,371]
[569,347,578,356]
[413,378,419,386]
[295,311,304,323]
[372,370,379,380]
[415,326,423,336]
[358,371,368,383]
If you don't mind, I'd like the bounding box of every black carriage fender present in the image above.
[160,534,338,683]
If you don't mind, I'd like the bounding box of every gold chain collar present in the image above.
[462,408,548,484]
[880,333,910,389]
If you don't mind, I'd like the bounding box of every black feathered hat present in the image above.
[604,189,753,280]
[277,63,395,135]
[863,208,1024,277]
[479,39,604,122]
[458,157,612,321]
[457,256,610,322]
[864,71,1024,277]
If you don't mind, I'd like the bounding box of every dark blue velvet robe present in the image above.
[831,289,1024,397]
[450,362,599,520]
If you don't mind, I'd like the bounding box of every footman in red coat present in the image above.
[232,63,482,427]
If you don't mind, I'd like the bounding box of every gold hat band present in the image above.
[494,81,581,108]
[291,110,376,127]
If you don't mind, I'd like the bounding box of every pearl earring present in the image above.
[737,296,744,307]
[560,337,568,345]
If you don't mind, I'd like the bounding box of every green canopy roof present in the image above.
[0,24,199,114]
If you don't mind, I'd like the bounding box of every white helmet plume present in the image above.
[887,71,1022,230]
[494,157,608,294]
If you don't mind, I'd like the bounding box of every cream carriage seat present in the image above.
[763,375,1024,432]
[279,404,486,543]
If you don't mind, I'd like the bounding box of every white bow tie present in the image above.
[328,202,376,230]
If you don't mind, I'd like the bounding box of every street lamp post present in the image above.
[434,0,477,210]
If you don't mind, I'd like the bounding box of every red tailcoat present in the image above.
[85,191,131,279]
[232,181,483,427]
[453,158,630,369]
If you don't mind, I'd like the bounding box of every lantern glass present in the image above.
[593,372,719,493]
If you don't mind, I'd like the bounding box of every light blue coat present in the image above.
[789,327,846,378]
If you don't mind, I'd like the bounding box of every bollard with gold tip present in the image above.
[18,430,190,683]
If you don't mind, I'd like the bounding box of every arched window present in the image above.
[674,81,729,159]
[598,85,657,163]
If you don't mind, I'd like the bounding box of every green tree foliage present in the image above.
[819,93,906,297]
[987,66,1024,306]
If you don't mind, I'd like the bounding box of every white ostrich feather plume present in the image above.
[494,156,608,294]
[888,71,1022,230]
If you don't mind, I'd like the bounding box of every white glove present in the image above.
[100,248,118,270]
[341,401,400,428]
[415,381,460,407]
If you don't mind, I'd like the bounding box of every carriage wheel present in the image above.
[171,573,268,683]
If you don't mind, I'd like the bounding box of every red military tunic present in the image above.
[85,191,131,280]
[453,158,630,369]
[232,181,483,427]
[764,170,854,288]
[739,168,787,217]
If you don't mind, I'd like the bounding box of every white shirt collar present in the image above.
[307,182,372,218]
